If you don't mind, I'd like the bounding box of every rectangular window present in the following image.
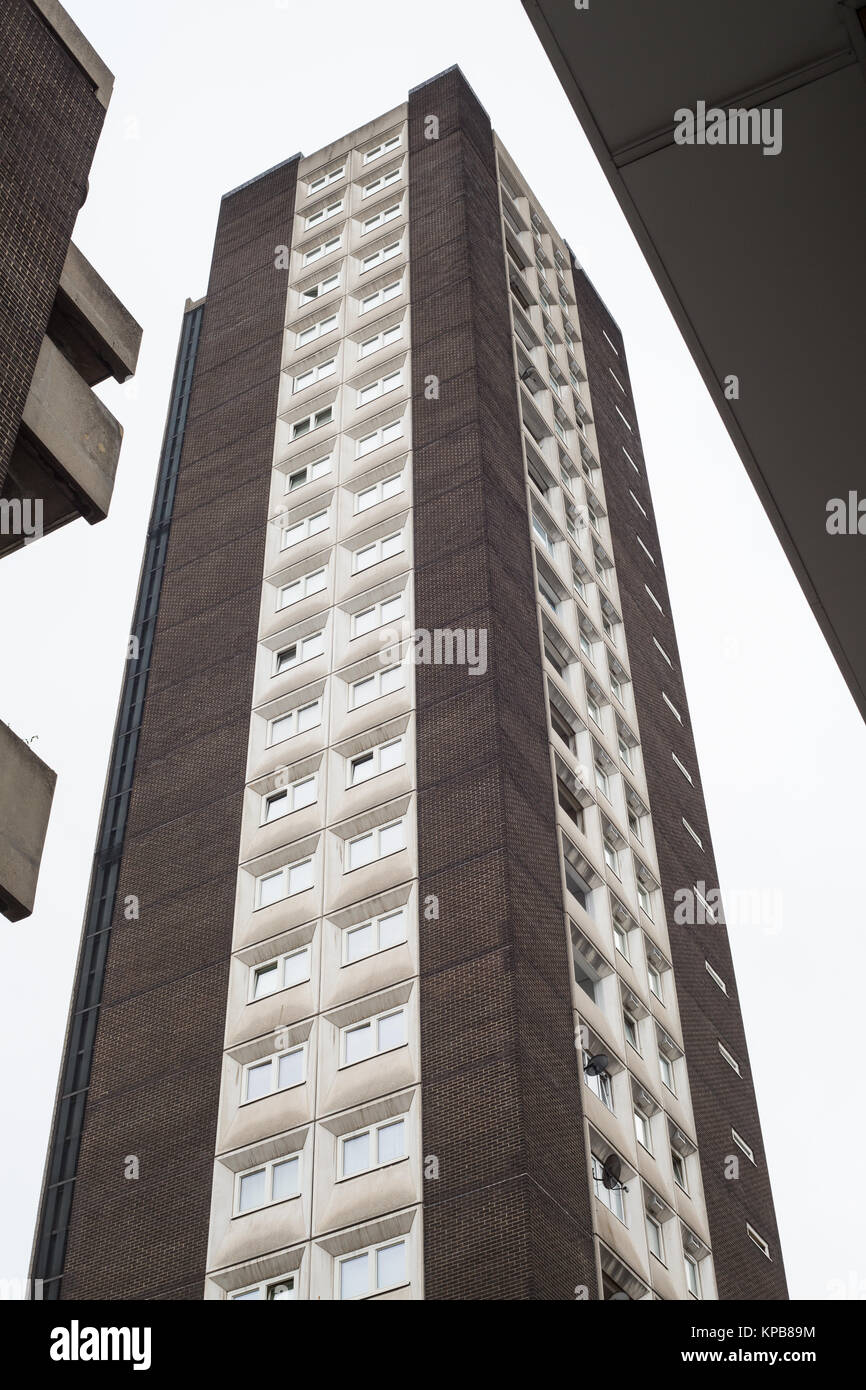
[623,1011,640,1053]
[662,691,682,721]
[341,1006,407,1067]
[636,535,656,565]
[281,511,329,549]
[338,1239,407,1300]
[348,735,405,787]
[672,1150,687,1191]
[672,751,692,783]
[308,165,344,195]
[250,947,311,1002]
[360,240,402,274]
[659,1052,675,1092]
[362,201,402,234]
[583,1052,614,1110]
[591,1156,625,1222]
[356,420,403,457]
[278,567,327,609]
[603,837,619,875]
[615,404,633,431]
[719,1041,741,1075]
[291,405,333,439]
[296,313,338,348]
[340,1117,406,1179]
[268,699,321,746]
[286,455,331,493]
[647,1215,664,1261]
[363,133,402,163]
[303,234,341,266]
[344,906,407,964]
[362,167,402,198]
[243,1046,306,1105]
[685,1253,701,1298]
[359,278,403,314]
[300,273,340,304]
[634,1109,652,1152]
[613,923,629,959]
[357,369,402,405]
[351,594,404,639]
[305,197,343,230]
[262,775,316,823]
[746,1225,771,1258]
[346,819,405,871]
[350,664,404,708]
[648,962,663,1000]
[236,1155,301,1212]
[355,471,403,513]
[274,631,325,674]
[230,1274,297,1301]
[653,636,673,666]
[352,531,403,573]
[293,358,336,394]
[645,584,664,614]
[255,856,314,909]
[358,324,403,360]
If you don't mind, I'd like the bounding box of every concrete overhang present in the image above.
[30,0,113,108]
[0,336,124,557]
[523,0,866,720]
[0,720,56,923]
[47,243,142,387]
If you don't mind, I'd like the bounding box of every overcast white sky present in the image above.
[1,0,863,1301]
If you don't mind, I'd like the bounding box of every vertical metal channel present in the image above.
[30,302,204,1298]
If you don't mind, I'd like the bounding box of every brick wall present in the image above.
[410,69,598,1300]
[573,269,788,1299]
[56,160,299,1300]
[0,0,105,488]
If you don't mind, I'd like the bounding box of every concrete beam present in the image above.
[0,720,56,922]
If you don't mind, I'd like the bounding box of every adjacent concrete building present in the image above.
[32,69,785,1300]
[522,0,866,722]
[0,0,141,559]
[0,0,141,922]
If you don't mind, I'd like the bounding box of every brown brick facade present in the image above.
[573,269,788,1299]
[0,0,106,488]
[409,69,598,1300]
[39,159,299,1300]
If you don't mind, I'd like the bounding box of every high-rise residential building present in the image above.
[1,1,141,924]
[31,67,786,1302]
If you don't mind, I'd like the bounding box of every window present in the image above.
[293,358,336,393]
[344,906,407,963]
[296,313,338,348]
[531,512,555,557]
[360,240,401,274]
[278,567,327,609]
[609,367,626,395]
[672,751,693,783]
[304,197,343,230]
[281,510,329,548]
[299,273,340,305]
[603,328,619,355]
[594,758,610,799]
[243,1046,305,1102]
[628,807,643,841]
[636,877,653,919]
[634,1109,652,1152]
[291,405,333,440]
[705,960,727,994]
[695,885,718,923]
[644,584,664,613]
[346,819,405,871]
[580,632,594,663]
[538,573,561,614]
[356,419,403,456]
[352,531,403,572]
[362,167,402,198]
[359,326,403,363]
[236,1154,301,1212]
[308,164,344,195]
[684,1253,701,1298]
[636,534,656,565]
[718,1041,741,1075]
[262,775,317,823]
[348,736,404,784]
[682,818,703,850]
[662,691,682,722]
[360,278,403,314]
[352,593,404,638]
[659,1052,675,1092]
[355,470,403,512]
[364,133,402,163]
[629,488,647,518]
[615,405,633,432]
[617,736,633,769]
[231,1274,297,1301]
[362,202,402,235]
[303,234,341,266]
[341,1006,407,1066]
[255,856,314,908]
[250,946,311,1001]
[350,664,404,708]
[648,962,663,1001]
[603,837,619,876]
[268,698,321,746]
[732,1129,756,1164]
[653,636,675,667]
[672,1150,687,1191]
[340,1117,406,1179]
[357,369,402,405]
[623,1010,640,1053]
[274,631,325,673]
[613,922,629,960]
[591,1156,625,1222]
[583,1052,613,1111]
[623,445,639,473]
[338,1239,407,1300]
[647,1215,664,1261]
[746,1225,771,1258]
[286,455,331,491]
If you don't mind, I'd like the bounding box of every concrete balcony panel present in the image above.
[0,721,56,922]
[48,243,142,386]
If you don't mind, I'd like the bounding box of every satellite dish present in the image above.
[601,1154,622,1190]
[584,1053,609,1078]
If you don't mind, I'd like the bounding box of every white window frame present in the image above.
[659,1051,675,1093]
[291,405,333,440]
[705,959,727,993]
[278,567,327,610]
[682,818,703,850]
[234,1152,301,1212]
[352,531,404,573]
[337,1238,408,1301]
[261,776,317,824]
[343,906,408,965]
[360,240,402,274]
[672,751,692,783]
[303,233,341,266]
[347,735,405,785]
[351,593,404,640]
[718,1041,741,1075]
[255,856,314,909]
[357,369,403,406]
[591,1155,626,1223]
[273,630,325,673]
[355,419,403,457]
[636,534,656,565]
[634,1108,652,1152]
[662,691,682,722]
[339,1116,407,1181]
[307,164,344,195]
[684,1252,701,1298]
[354,470,404,513]
[281,510,329,549]
[358,323,404,360]
[350,664,405,708]
[361,166,402,199]
[672,1150,688,1192]
[268,698,321,747]
[304,197,344,231]
[646,1214,664,1262]
[645,584,664,614]
[653,636,673,666]
[340,1005,408,1068]
[615,404,633,431]
[359,278,403,314]
[292,358,336,394]
[732,1129,757,1165]
[286,455,331,493]
[363,134,402,164]
[345,818,406,872]
[746,1225,771,1258]
[230,1273,297,1301]
[299,272,340,305]
[296,313,338,349]
[249,945,312,1002]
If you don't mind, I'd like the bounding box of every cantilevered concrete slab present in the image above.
[523,0,866,720]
